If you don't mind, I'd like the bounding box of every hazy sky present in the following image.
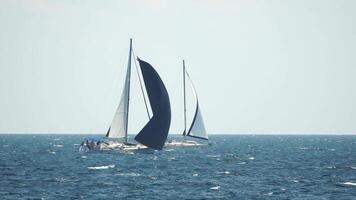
[0,0,355,134]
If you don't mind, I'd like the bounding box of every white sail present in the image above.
[186,72,208,140]
[106,40,132,139]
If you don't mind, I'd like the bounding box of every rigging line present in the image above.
[132,49,151,120]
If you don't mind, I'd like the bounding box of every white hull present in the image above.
[80,140,148,152]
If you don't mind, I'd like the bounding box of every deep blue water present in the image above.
[1,134,356,199]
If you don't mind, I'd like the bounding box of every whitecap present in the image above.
[207,155,221,158]
[210,186,220,190]
[116,173,140,177]
[326,166,336,169]
[217,171,230,175]
[88,165,115,170]
[299,147,309,150]
[267,192,273,196]
[193,173,198,177]
[164,149,174,152]
[48,151,56,154]
[239,162,246,165]
[248,157,255,160]
[53,145,63,147]
[351,166,356,170]
[53,138,61,141]
[343,182,356,186]
[292,180,299,183]
[329,149,336,151]
[81,156,87,159]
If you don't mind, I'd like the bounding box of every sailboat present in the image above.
[167,60,208,147]
[82,39,171,151]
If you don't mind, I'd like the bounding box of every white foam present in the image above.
[210,186,220,190]
[351,166,356,170]
[267,192,273,196]
[329,149,336,151]
[164,149,174,152]
[207,155,221,158]
[193,173,198,177]
[116,173,141,177]
[81,156,87,159]
[248,157,255,160]
[88,165,115,170]
[53,145,63,147]
[239,162,246,165]
[292,180,299,183]
[343,182,356,186]
[217,171,230,175]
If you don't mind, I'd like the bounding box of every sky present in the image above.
[0,0,355,134]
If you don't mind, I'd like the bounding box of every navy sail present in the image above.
[134,58,171,150]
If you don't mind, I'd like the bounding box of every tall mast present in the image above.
[183,60,187,137]
[125,38,133,143]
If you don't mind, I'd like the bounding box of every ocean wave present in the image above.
[342,182,356,186]
[116,173,141,177]
[248,157,255,160]
[207,155,221,158]
[88,165,115,170]
[351,166,356,170]
[217,171,230,175]
[53,145,63,147]
[210,186,220,190]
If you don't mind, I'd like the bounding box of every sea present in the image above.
[1,134,356,200]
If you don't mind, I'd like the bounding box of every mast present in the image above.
[125,38,133,143]
[183,60,187,137]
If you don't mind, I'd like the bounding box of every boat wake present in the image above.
[165,140,207,147]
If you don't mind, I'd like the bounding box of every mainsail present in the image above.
[106,39,132,140]
[135,58,171,150]
[183,62,208,140]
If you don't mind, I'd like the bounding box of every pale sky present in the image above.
[0,0,355,134]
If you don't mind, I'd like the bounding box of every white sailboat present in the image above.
[81,39,171,151]
[167,60,208,147]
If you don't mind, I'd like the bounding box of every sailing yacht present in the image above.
[167,60,208,147]
[81,39,171,151]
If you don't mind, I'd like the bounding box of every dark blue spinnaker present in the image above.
[134,58,171,150]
